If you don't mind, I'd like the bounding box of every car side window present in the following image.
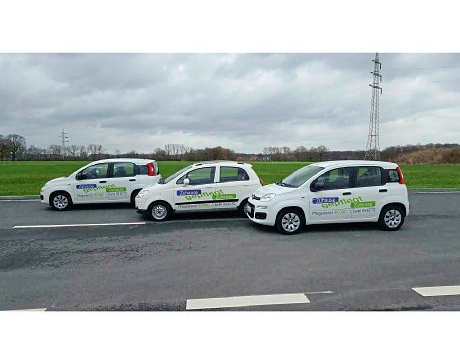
[112,162,135,178]
[356,166,383,187]
[177,167,216,185]
[312,167,353,191]
[79,163,109,180]
[219,167,249,182]
[137,165,149,175]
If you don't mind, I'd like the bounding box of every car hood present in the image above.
[45,176,69,186]
[253,183,296,197]
[140,182,170,194]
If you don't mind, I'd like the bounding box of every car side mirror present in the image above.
[183,178,190,186]
[76,172,87,180]
[311,181,324,192]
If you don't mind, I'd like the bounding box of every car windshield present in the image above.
[161,165,193,184]
[279,165,324,188]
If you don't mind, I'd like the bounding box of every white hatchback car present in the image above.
[246,160,409,234]
[40,158,161,210]
[135,161,262,221]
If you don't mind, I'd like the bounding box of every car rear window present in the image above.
[386,169,400,183]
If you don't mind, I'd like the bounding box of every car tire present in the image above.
[130,189,141,206]
[275,208,305,235]
[378,205,405,231]
[238,198,249,217]
[147,201,172,221]
[50,191,73,211]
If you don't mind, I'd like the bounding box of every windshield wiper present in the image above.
[276,181,294,187]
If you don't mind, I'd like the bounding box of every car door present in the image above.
[173,166,217,211]
[215,166,251,209]
[350,166,385,221]
[108,161,138,202]
[309,167,354,222]
[73,162,111,203]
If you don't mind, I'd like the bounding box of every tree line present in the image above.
[1,133,459,163]
[0,134,106,161]
[127,145,236,161]
[262,145,330,161]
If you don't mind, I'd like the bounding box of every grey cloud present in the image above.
[0,53,459,153]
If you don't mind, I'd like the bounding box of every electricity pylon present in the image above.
[364,53,382,160]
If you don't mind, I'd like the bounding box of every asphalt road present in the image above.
[1,191,460,311]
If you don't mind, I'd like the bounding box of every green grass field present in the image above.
[0,161,459,196]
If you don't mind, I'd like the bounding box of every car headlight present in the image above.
[260,193,276,202]
[137,190,149,198]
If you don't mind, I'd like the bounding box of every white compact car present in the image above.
[246,160,409,234]
[135,161,262,221]
[40,158,161,210]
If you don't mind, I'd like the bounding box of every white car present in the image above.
[135,161,262,221]
[246,160,409,234]
[40,158,161,210]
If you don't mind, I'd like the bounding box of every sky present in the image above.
[0,53,459,154]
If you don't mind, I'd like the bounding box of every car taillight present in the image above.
[147,163,155,176]
[259,178,264,186]
[396,166,405,184]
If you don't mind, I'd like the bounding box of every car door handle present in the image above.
[99,180,107,183]
[379,189,387,193]
[129,179,136,182]
[342,192,352,195]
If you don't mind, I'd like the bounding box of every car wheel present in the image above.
[275,208,304,235]
[238,198,249,217]
[130,189,141,206]
[50,192,72,211]
[378,205,405,231]
[147,201,171,221]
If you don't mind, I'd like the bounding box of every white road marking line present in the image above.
[413,285,460,297]
[10,308,47,311]
[186,293,310,310]
[0,199,40,202]
[13,222,146,229]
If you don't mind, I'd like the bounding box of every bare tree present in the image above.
[293,146,308,161]
[26,145,41,160]
[66,145,80,158]
[317,145,329,162]
[87,144,104,159]
[7,134,26,161]
[94,144,104,156]
[78,145,87,158]
[48,144,63,158]
[0,135,12,161]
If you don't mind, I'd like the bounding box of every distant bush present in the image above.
[394,147,460,164]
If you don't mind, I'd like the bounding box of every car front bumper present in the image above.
[245,198,276,226]
[136,207,147,215]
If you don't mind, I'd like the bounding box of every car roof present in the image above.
[90,158,156,164]
[192,160,253,168]
[311,160,399,169]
